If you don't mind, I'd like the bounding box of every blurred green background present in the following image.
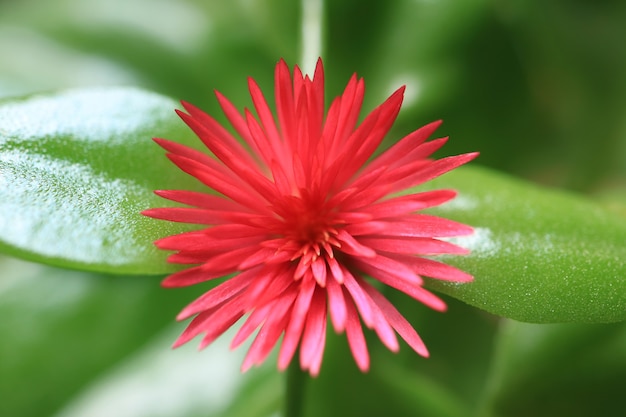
[1,0,625,416]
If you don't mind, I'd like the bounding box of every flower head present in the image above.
[143,59,477,376]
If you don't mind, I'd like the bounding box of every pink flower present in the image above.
[143,58,477,376]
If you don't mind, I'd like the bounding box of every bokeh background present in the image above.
[1,0,625,416]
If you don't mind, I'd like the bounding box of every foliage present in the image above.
[0,0,625,416]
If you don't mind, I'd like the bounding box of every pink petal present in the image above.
[344,290,370,372]
[335,229,376,258]
[153,190,248,211]
[239,247,292,269]
[153,137,216,167]
[241,298,293,371]
[331,87,404,188]
[358,236,470,255]
[326,276,347,332]
[274,59,297,148]
[173,294,246,349]
[359,259,448,312]
[326,256,345,284]
[359,190,457,219]
[326,75,364,160]
[156,234,263,254]
[299,288,327,372]
[390,152,479,193]
[148,58,478,375]
[388,255,474,283]
[398,136,449,164]
[248,77,289,164]
[361,282,429,358]
[171,154,269,210]
[311,257,327,287]
[177,110,278,202]
[356,215,474,238]
[343,275,399,353]
[199,246,262,274]
[364,120,442,174]
[172,308,220,347]
[162,265,230,288]
[142,207,252,225]
[241,264,294,308]
[176,269,257,320]
[201,223,267,239]
[177,103,258,167]
[355,254,423,287]
[341,267,375,328]
[198,297,248,349]
[214,90,258,154]
[154,231,209,250]
[277,278,316,370]
[231,303,273,350]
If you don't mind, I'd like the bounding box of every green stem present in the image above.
[285,358,308,417]
[300,0,324,73]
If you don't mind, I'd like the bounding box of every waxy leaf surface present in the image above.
[0,88,198,273]
[426,167,626,323]
[1,88,625,324]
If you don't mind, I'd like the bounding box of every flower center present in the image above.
[286,206,339,255]
[273,193,342,285]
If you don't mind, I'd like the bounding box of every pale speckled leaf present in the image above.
[424,166,626,324]
[0,88,198,274]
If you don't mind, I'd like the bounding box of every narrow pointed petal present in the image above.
[214,90,257,150]
[355,254,424,287]
[345,215,473,238]
[344,290,370,372]
[174,295,247,349]
[311,257,327,287]
[335,229,376,257]
[364,120,442,174]
[237,286,297,366]
[147,58,476,375]
[162,265,230,288]
[248,77,288,163]
[358,190,457,218]
[391,152,479,192]
[241,305,292,371]
[177,108,277,201]
[199,246,262,274]
[231,304,272,351]
[342,268,375,328]
[153,190,249,211]
[177,269,257,320]
[198,299,247,349]
[358,236,470,255]
[277,278,316,370]
[326,276,347,332]
[166,153,270,211]
[362,282,430,357]
[300,288,327,370]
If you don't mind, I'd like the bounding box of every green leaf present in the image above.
[0,255,281,417]
[424,166,626,324]
[302,296,498,417]
[479,320,626,417]
[0,0,300,106]
[0,88,199,274]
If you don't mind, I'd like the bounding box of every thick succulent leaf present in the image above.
[0,88,199,274]
[303,335,471,417]
[2,87,624,324]
[424,166,626,324]
[480,320,626,417]
[0,0,299,110]
[303,295,498,417]
[0,255,280,417]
